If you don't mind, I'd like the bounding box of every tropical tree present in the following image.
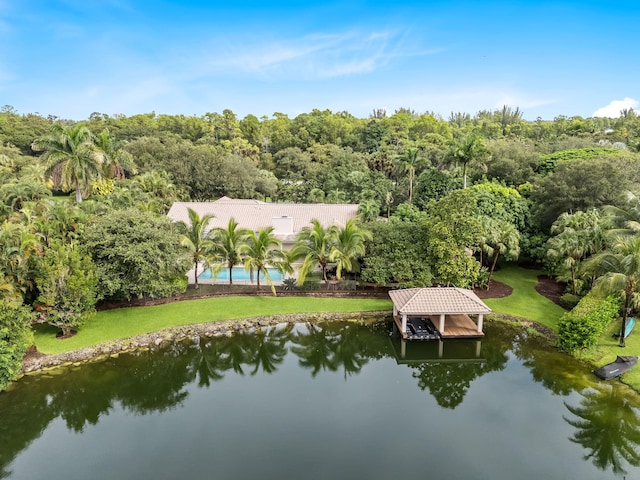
[360,219,433,287]
[0,179,50,212]
[357,199,380,223]
[480,217,521,285]
[208,218,250,285]
[81,208,191,300]
[603,192,640,238]
[0,301,34,392]
[33,200,86,247]
[177,208,215,289]
[32,124,106,203]
[292,219,338,284]
[94,128,137,180]
[330,219,372,280]
[448,134,488,189]
[0,221,42,299]
[35,242,98,337]
[241,227,289,294]
[396,147,421,203]
[582,235,640,347]
[547,210,606,295]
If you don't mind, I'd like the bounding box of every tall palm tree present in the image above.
[582,235,640,347]
[32,124,106,203]
[177,208,215,289]
[241,227,288,294]
[291,219,338,285]
[448,134,488,189]
[329,219,372,280]
[209,218,249,285]
[396,147,421,203]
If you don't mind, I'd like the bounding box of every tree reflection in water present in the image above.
[564,383,640,475]
[2,320,639,479]
[291,321,391,379]
[406,336,509,409]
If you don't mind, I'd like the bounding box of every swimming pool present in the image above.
[199,267,285,281]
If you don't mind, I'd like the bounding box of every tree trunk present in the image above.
[257,268,261,290]
[229,265,233,285]
[194,262,199,289]
[570,263,576,296]
[408,169,414,204]
[75,181,83,203]
[462,163,468,189]
[487,251,500,287]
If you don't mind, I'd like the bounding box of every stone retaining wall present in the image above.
[20,311,392,377]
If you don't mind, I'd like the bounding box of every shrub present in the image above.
[0,302,34,391]
[300,279,321,291]
[557,295,619,353]
[282,278,298,291]
[559,293,580,310]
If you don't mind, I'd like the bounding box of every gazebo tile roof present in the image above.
[389,287,492,315]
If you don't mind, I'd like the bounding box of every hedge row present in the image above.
[557,294,619,353]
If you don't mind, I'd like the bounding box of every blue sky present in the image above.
[1,0,638,121]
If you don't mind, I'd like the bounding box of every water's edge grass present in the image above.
[29,265,640,392]
[34,297,393,355]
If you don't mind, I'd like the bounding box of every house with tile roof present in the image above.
[167,197,360,284]
[167,197,360,246]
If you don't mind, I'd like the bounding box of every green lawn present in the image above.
[34,296,393,354]
[483,265,567,330]
[578,316,640,391]
[486,265,640,391]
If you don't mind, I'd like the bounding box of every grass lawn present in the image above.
[34,296,393,355]
[483,265,567,330]
[577,317,640,391]
[485,265,640,391]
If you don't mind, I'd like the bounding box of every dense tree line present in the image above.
[1,103,640,388]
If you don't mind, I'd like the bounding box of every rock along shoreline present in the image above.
[20,311,393,377]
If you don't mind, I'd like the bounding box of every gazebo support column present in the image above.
[439,314,445,333]
[477,314,484,333]
[401,314,407,335]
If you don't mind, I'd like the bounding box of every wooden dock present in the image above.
[394,314,484,340]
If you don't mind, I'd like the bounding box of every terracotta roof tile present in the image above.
[389,288,492,315]
[167,198,359,242]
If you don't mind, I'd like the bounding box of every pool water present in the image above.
[199,267,284,281]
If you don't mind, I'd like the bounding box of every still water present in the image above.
[1,320,639,479]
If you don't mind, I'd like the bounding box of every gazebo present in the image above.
[388,287,492,340]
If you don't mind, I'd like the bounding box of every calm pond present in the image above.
[1,319,639,479]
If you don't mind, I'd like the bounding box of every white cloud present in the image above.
[593,97,639,118]
[208,29,430,80]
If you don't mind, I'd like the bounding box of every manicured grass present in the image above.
[486,266,640,390]
[483,265,566,330]
[34,296,393,354]
[578,317,640,391]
